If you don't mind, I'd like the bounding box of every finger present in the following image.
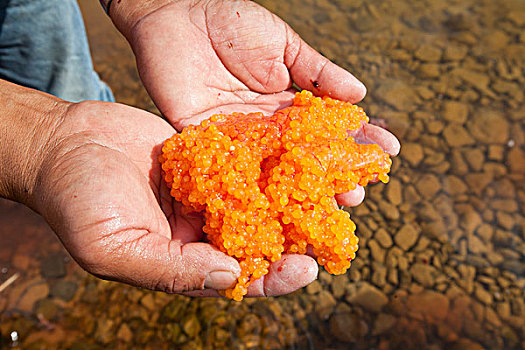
[246,254,318,297]
[185,254,320,298]
[88,235,241,293]
[285,28,366,103]
[350,123,401,156]
[335,186,365,207]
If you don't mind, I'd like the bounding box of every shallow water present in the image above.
[0,0,524,349]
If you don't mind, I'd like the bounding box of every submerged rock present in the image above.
[346,281,388,313]
[395,224,420,251]
[406,291,450,322]
[329,312,368,342]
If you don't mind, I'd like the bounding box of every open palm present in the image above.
[130,0,368,128]
[33,101,316,296]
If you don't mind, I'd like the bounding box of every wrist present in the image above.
[0,80,70,209]
[106,0,176,40]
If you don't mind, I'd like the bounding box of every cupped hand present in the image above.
[124,0,400,206]
[32,101,317,296]
[128,0,367,130]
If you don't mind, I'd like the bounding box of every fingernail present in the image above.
[356,80,367,98]
[204,270,237,290]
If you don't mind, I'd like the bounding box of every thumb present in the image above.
[83,231,241,293]
[284,27,367,103]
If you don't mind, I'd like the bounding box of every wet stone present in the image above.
[487,145,504,161]
[12,254,31,270]
[414,44,442,62]
[426,120,445,134]
[372,313,396,335]
[501,326,519,346]
[410,263,439,287]
[18,282,50,312]
[496,302,511,319]
[378,200,400,221]
[457,204,482,234]
[315,290,337,319]
[116,323,133,342]
[463,148,485,172]
[385,178,402,206]
[95,318,115,344]
[50,280,78,302]
[346,281,388,313]
[415,173,441,199]
[376,80,419,111]
[465,173,493,195]
[406,290,450,322]
[331,275,347,299]
[451,150,469,175]
[499,260,524,275]
[182,314,201,338]
[468,110,509,144]
[40,254,67,279]
[443,124,475,147]
[163,324,183,344]
[416,85,435,100]
[81,283,98,304]
[140,293,156,311]
[445,175,468,196]
[483,162,507,176]
[452,68,491,91]
[491,199,518,213]
[468,234,487,255]
[35,299,58,320]
[444,44,468,61]
[507,10,525,26]
[417,63,441,79]
[507,146,525,174]
[374,228,393,248]
[482,30,509,53]
[485,305,502,327]
[402,143,424,167]
[496,211,515,230]
[395,223,419,251]
[329,312,368,343]
[442,101,469,124]
[443,13,472,32]
[474,285,493,305]
[417,202,442,222]
[371,261,387,286]
[306,280,322,295]
[387,266,399,285]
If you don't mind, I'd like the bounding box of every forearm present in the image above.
[0,79,69,206]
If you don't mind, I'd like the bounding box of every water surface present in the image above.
[1,0,523,349]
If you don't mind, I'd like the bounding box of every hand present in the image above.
[119,0,400,205]
[125,0,367,129]
[103,0,399,295]
[31,101,317,296]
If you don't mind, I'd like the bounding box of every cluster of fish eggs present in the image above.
[161,90,392,300]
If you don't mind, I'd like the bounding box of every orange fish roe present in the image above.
[160,90,392,301]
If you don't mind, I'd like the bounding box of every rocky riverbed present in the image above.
[0,0,523,349]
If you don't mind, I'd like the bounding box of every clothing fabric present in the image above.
[0,0,114,102]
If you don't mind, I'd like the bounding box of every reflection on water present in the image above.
[1,0,524,348]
